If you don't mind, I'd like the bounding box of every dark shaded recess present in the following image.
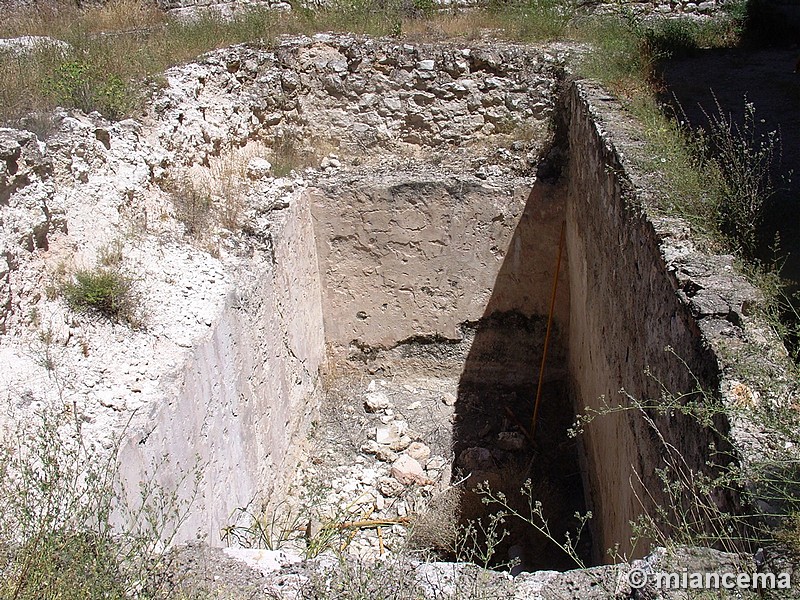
[449,151,593,571]
[739,0,800,48]
[657,0,800,280]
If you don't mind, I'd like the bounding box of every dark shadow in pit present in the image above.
[448,149,593,572]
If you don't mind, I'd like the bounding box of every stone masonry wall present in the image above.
[565,80,759,561]
[153,37,561,161]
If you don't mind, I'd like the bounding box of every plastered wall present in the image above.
[117,195,326,542]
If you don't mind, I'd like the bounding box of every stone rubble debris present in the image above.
[390,454,429,486]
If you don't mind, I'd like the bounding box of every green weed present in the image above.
[45,59,133,119]
[63,267,142,326]
[0,407,197,600]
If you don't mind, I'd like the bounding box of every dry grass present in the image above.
[401,11,514,41]
[162,141,274,239]
[0,0,166,38]
[0,0,588,125]
[191,141,272,230]
[408,486,462,552]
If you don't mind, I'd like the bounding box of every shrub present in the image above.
[701,97,783,259]
[0,408,194,600]
[45,59,133,120]
[63,267,141,325]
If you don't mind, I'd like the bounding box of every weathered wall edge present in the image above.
[566,77,791,561]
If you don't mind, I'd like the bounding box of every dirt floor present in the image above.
[277,323,590,573]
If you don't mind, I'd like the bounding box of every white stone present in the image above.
[222,548,302,575]
[246,157,273,179]
[389,434,412,452]
[320,155,342,170]
[383,97,403,112]
[376,420,407,445]
[407,441,431,462]
[364,390,392,412]
[377,476,405,497]
[375,447,398,463]
[0,36,69,57]
[361,439,381,454]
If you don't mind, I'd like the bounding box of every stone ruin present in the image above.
[0,30,794,597]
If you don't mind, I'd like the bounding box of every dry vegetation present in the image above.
[0,0,725,124]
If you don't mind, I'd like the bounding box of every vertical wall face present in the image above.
[564,82,727,561]
[118,196,326,543]
[308,172,569,352]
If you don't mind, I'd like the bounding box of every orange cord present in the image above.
[531,221,566,439]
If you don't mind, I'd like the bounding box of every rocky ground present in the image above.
[285,372,459,560]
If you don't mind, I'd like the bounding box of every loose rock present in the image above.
[364,390,392,412]
[458,447,495,472]
[390,455,429,486]
[407,441,431,462]
[376,420,407,445]
[246,157,272,179]
[377,476,405,497]
[496,431,527,452]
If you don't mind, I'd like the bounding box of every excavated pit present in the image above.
[298,162,590,570]
[83,37,745,572]
[0,32,779,592]
[453,318,589,571]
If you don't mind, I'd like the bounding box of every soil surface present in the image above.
[274,325,590,574]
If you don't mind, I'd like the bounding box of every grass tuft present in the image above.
[62,267,142,326]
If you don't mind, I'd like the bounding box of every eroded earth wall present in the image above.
[308,173,568,351]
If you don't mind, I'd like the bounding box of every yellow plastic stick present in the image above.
[531,221,566,439]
